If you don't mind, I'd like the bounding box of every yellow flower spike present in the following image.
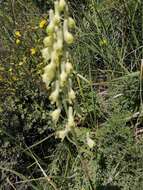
[15,31,21,37]
[41,0,76,141]
[50,108,61,123]
[16,39,20,45]
[39,19,47,28]
[30,48,36,55]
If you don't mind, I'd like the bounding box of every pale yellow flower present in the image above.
[60,70,67,87]
[64,31,74,44]
[68,88,76,104]
[59,0,66,12]
[63,20,74,44]
[50,108,61,123]
[46,22,55,34]
[41,48,51,62]
[67,107,75,129]
[68,17,76,29]
[42,64,55,89]
[86,132,95,148]
[49,81,59,104]
[43,36,53,47]
[65,61,73,74]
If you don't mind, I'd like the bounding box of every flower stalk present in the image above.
[41,0,76,141]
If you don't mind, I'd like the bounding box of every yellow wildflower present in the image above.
[12,76,17,81]
[19,61,24,66]
[30,48,36,55]
[15,31,21,37]
[9,68,12,72]
[39,19,47,28]
[99,38,108,46]
[16,39,20,45]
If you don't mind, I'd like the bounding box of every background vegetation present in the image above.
[0,0,143,189]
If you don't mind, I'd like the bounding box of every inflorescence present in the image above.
[41,0,76,141]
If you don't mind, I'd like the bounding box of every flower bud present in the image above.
[68,88,76,103]
[67,107,75,129]
[43,36,53,47]
[65,61,73,74]
[54,29,63,52]
[44,63,55,73]
[54,1,60,25]
[63,19,68,32]
[46,22,55,34]
[50,108,61,123]
[64,31,74,44]
[56,128,69,141]
[54,15,60,25]
[63,20,74,44]
[49,81,59,104]
[60,70,67,87]
[68,17,76,29]
[42,63,55,87]
[54,41,63,54]
[59,0,66,12]
[86,132,95,148]
[42,73,50,88]
[51,51,59,65]
[41,47,51,62]
[49,9,54,22]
